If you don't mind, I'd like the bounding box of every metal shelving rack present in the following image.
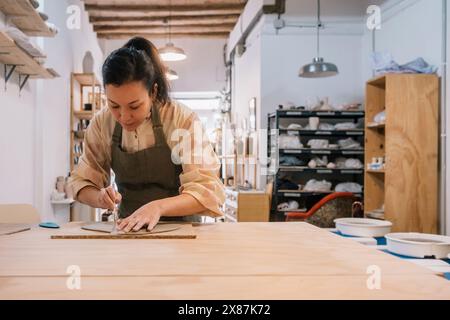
[267,109,365,221]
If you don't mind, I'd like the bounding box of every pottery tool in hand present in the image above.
[110,202,119,235]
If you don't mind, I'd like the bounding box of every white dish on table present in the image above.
[385,233,450,259]
[334,218,392,237]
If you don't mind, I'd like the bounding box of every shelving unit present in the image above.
[0,0,58,91]
[267,109,365,221]
[364,74,438,233]
[69,73,103,172]
[0,31,58,90]
[68,73,105,222]
[0,0,54,36]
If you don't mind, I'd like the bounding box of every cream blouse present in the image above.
[68,100,225,217]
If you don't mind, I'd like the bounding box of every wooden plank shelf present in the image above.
[73,73,101,86]
[367,122,385,129]
[366,169,385,174]
[73,111,94,120]
[0,0,54,37]
[0,31,58,79]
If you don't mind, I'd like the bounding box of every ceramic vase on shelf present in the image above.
[82,51,94,74]
[56,176,65,193]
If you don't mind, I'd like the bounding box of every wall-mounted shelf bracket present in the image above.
[4,64,16,89]
[19,73,30,92]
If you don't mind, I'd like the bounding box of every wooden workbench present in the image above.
[0,222,449,299]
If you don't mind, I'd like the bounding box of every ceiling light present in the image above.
[159,42,187,62]
[299,0,338,78]
[158,0,187,62]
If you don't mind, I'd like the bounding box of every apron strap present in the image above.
[112,121,122,145]
[111,103,167,147]
[151,103,166,147]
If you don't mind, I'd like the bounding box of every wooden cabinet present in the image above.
[223,188,270,222]
[364,74,439,233]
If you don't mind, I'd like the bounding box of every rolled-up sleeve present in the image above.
[171,107,225,217]
[179,162,225,217]
[68,112,111,199]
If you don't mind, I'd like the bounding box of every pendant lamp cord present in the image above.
[317,0,321,58]
[169,0,172,43]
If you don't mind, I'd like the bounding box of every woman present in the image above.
[69,37,225,232]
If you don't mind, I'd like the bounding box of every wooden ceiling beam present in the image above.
[97,32,230,40]
[89,14,240,26]
[94,24,235,33]
[87,9,243,17]
[84,3,245,16]
[84,3,245,11]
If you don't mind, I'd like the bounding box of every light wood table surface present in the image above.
[0,222,449,299]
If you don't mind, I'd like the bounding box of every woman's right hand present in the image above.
[97,186,122,210]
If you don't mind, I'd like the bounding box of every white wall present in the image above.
[0,11,37,206]
[101,38,227,93]
[362,0,444,81]
[232,20,262,129]
[0,0,103,221]
[260,16,364,128]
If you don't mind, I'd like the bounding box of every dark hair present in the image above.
[102,37,170,105]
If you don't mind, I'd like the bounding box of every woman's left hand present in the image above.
[116,202,162,232]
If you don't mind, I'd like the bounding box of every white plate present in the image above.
[334,218,392,237]
[385,233,450,259]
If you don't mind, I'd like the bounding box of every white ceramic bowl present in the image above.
[385,233,450,259]
[334,218,392,237]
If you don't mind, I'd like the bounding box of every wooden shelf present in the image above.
[73,73,101,86]
[365,211,385,220]
[367,75,386,88]
[0,0,54,37]
[0,31,58,78]
[70,73,105,173]
[366,169,385,174]
[73,111,94,120]
[367,122,385,129]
